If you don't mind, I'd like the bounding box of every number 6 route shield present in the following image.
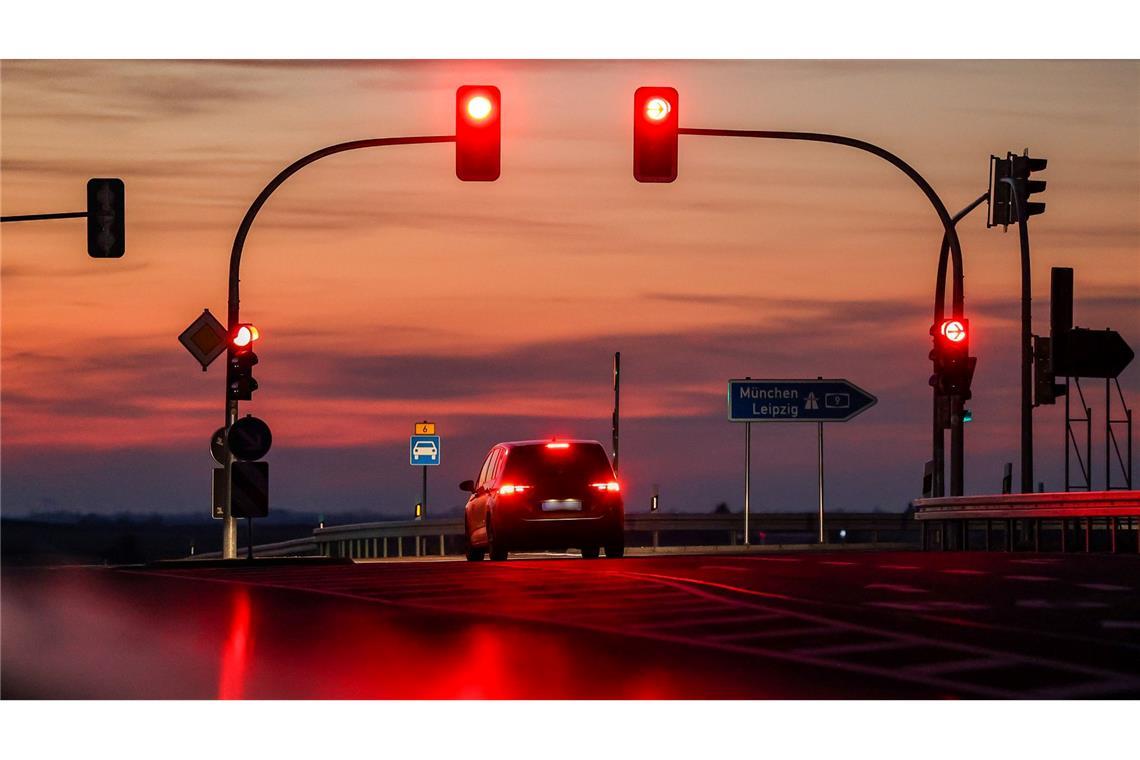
[727,378,877,423]
[409,435,441,465]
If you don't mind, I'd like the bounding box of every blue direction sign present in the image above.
[409,435,441,465]
[728,378,877,423]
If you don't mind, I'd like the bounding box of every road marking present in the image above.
[942,568,987,576]
[865,583,928,594]
[712,625,837,643]
[870,601,988,612]
[698,565,750,572]
[791,640,909,657]
[1077,583,1132,592]
[735,556,802,563]
[878,564,919,571]
[906,657,1017,676]
[1004,575,1056,582]
[1009,558,1060,565]
[821,561,856,566]
[1101,620,1140,630]
[1016,599,1109,610]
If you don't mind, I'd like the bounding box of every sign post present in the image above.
[728,378,877,544]
[410,422,440,519]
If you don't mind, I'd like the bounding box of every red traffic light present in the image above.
[231,323,260,350]
[456,85,501,182]
[939,319,967,344]
[634,87,679,183]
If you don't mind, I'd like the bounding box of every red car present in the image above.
[461,439,624,561]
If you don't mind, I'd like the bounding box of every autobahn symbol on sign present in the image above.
[728,378,877,423]
[410,435,441,465]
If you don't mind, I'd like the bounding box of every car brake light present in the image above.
[498,484,531,495]
[590,481,621,492]
[546,442,570,449]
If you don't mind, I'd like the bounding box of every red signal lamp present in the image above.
[231,323,260,349]
[633,86,679,183]
[940,319,967,344]
[456,85,501,182]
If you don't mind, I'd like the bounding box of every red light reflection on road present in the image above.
[218,588,252,699]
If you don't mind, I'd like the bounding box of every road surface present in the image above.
[3,550,1138,698]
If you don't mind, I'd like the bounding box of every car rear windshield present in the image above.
[501,443,614,486]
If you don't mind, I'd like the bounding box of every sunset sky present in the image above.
[2,60,1137,518]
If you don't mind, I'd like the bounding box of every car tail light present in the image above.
[498,484,531,495]
[590,481,621,492]
[546,442,570,449]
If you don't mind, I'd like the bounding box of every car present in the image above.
[460,439,624,561]
[412,440,438,460]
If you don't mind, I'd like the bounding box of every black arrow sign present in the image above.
[1057,328,1134,379]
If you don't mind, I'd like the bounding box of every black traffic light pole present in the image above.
[932,192,989,497]
[220,135,454,559]
[1001,176,1035,493]
[679,128,971,497]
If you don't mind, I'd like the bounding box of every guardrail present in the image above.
[911,490,1140,553]
[310,511,919,560]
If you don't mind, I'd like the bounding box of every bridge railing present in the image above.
[911,490,1140,553]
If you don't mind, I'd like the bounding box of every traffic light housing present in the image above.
[989,152,1046,227]
[930,318,976,400]
[227,323,259,401]
[633,87,679,183]
[987,155,1013,228]
[1011,153,1047,220]
[1033,335,1065,406]
[87,178,125,258]
[456,85,500,181]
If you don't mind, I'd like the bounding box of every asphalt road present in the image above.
[3,549,1138,698]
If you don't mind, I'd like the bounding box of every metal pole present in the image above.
[246,517,253,561]
[1,211,87,223]
[612,351,620,476]
[817,421,826,544]
[1106,378,1111,491]
[1064,378,1072,491]
[1002,177,1034,492]
[221,135,453,559]
[932,393,945,497]
[421,465,427,519]
[744,422,751,546]
[950,395,965,496]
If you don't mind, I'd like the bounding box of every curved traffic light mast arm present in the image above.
[1001,176,1035,493]
[220,134,454,560]
[226,134,455,328]
[677,127,967,318]
[933,192,989,322]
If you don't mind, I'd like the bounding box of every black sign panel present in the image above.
[1057,328,1134,379]
[231,461,269,519]
[227,416,272,461]
[210,427,228,466]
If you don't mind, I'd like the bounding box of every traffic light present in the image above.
[633,87,679,183]
[987,155,1013,228]
[1033,335,1065,406]
[456,85,500,181]
[86,178,125,258]
[1011,153,1047,220]
[930,318,976,399]
[227,323,259,401]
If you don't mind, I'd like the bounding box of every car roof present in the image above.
[495,439,604,449]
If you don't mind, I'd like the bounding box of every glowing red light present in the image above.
[232,324,259,348]
[940,320,967,343]
[645,97,671,121]
[590,481,621,492]
[466,95,493,120]
[546,442,570,449]
[498,484,530,495]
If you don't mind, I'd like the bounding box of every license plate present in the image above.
[541,499,582,512]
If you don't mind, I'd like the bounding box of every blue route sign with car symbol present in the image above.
[409,435,441,465]
[727,378,877,423]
